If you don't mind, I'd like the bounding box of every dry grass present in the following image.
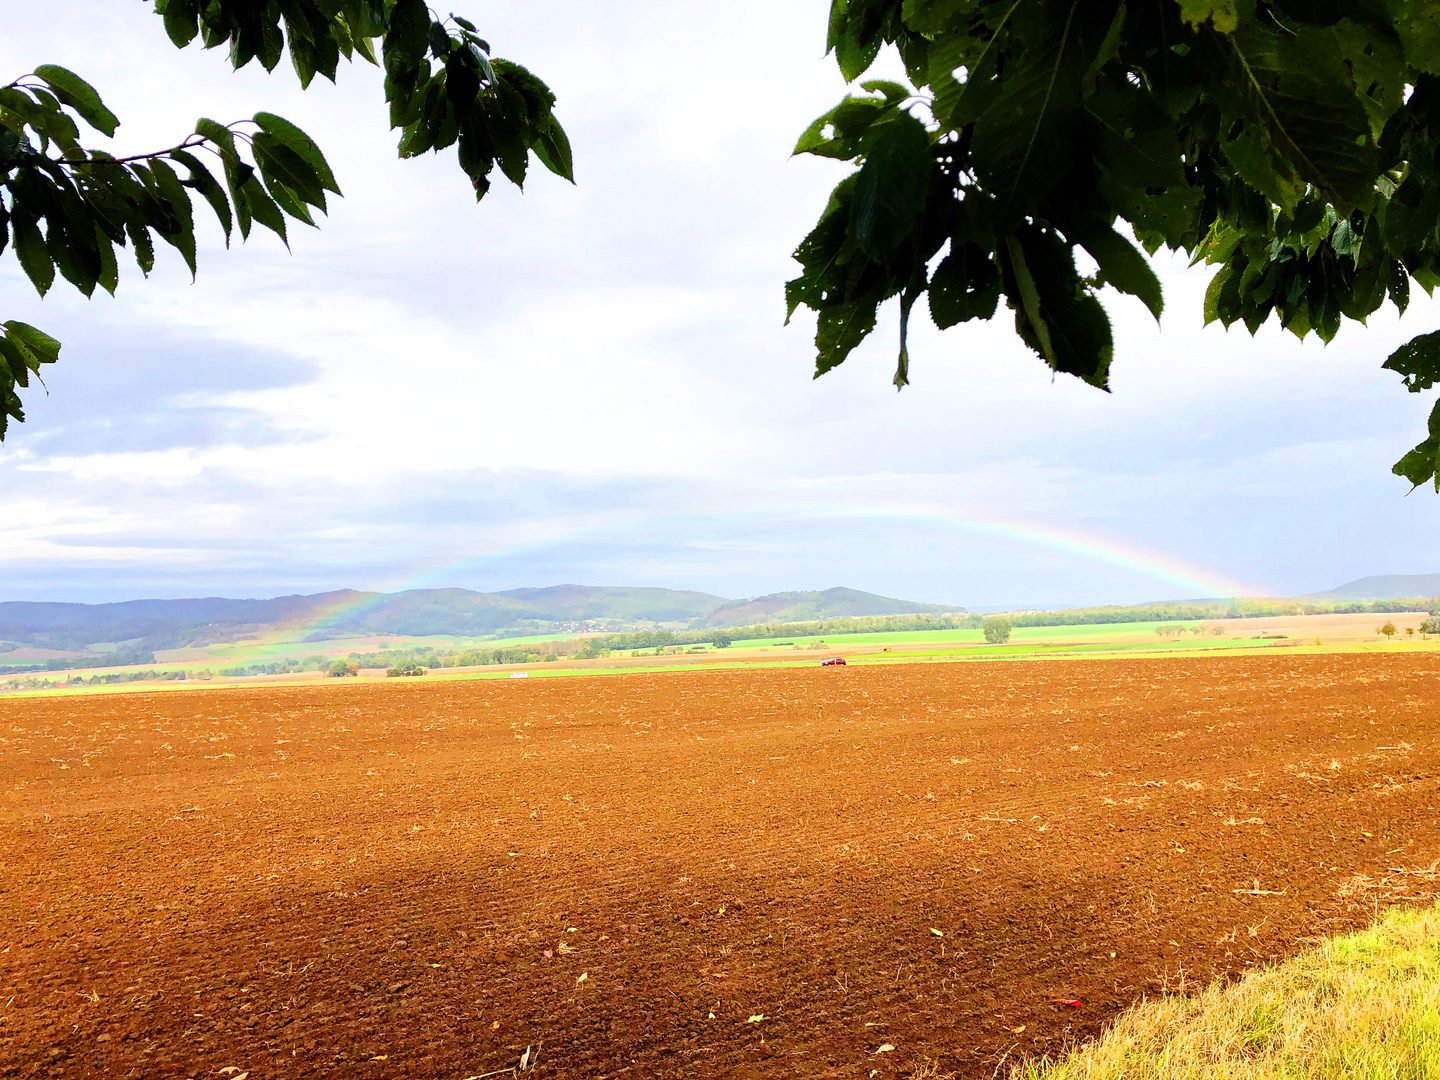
[1013,902,1440,1080]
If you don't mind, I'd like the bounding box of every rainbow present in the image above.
[832,505,1263,600]
[263,504,1263,643]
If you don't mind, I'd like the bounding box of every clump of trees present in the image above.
[328,659,359,677]
[982,616,1012,645]
[1155,623,1208,638]
[386,662,426,677]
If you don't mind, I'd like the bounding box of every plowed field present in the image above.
[3,653,1439,1079]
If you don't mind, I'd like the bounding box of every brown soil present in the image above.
[2,653,1439,1079]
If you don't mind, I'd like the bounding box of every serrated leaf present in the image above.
[0,339,30,387]
[126,220,155,275]
[93,221,118,295]
[1003,228,1113,389]
[33,65,119,137]
[162,0,200,48]
[969,5,1085,226]
[384,0,430,76]
[1383,330,1440,392]
[850,113,931,258]
[1233,23,1378,211]
[929,243,1001,328]
[533,122,574,183]
[11,213,54,295]
[147,157,197,275]
[240,176,289,247]
[469,44,496,84]
[252,133,327,209]
[1074,222,1163,320]
[1392,402,1440,489]
[3,321,61,365]
[428,21,451,60]
[196,117,240,161]
[170,148,232,244]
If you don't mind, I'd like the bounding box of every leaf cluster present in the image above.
[156,0,573,199]
[1,64,335,426]
[2,1,572,440]
[789,0,1440,488]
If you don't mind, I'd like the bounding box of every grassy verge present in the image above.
[1014,902,1440,1080]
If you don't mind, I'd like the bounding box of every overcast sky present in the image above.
[2,1,1437,609]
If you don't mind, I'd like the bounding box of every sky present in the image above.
[2,1,1438,610]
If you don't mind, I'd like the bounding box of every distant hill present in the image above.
[1304,574,1440,602]
[495,585,726,624]
[696,587,952,628]
[323,585,726,638]
[0,591,360,653]
[0,584,730,654]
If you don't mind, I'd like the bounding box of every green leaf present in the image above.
[0,338,31,387]
[968,2,1086,226]
[384,0,430,76]
[849,113,931,259]
[828,0,883,82]
[195,117,240,161]
[929,243,1001,328]
[1221,128,1302,212]
[240,176,289,247]
[147,157,197,275]
[3,321,61,365]
[1233,24,1378,211]
[1002,228,1113,389]
[815,297,881,377]
[253,113,341,195]
[1073,222,1164,320]
[252,133,327,210]
[11,212,54,295]
[32,65,119,137]
[126,221,155,275]
[170,148,233,244]
[1392,398,1440,490]
[94,221,118,295]
[533,122,574,183]
[162,0,200,48]
[222,157,256,240]
[1383,330,1440,392]
[428,21,452,60]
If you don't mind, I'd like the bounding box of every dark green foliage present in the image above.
[790,0,1440,488]
[2,2,570,439]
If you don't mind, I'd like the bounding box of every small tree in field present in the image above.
[982,616,1012,645]
[1379,621,1399,638]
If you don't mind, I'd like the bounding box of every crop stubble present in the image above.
[1,653,1438,1078]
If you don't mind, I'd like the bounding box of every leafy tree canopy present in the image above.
[1,0,572,439]
[787,0,1440,489]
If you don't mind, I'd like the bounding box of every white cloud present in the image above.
[1,1,1436,605]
